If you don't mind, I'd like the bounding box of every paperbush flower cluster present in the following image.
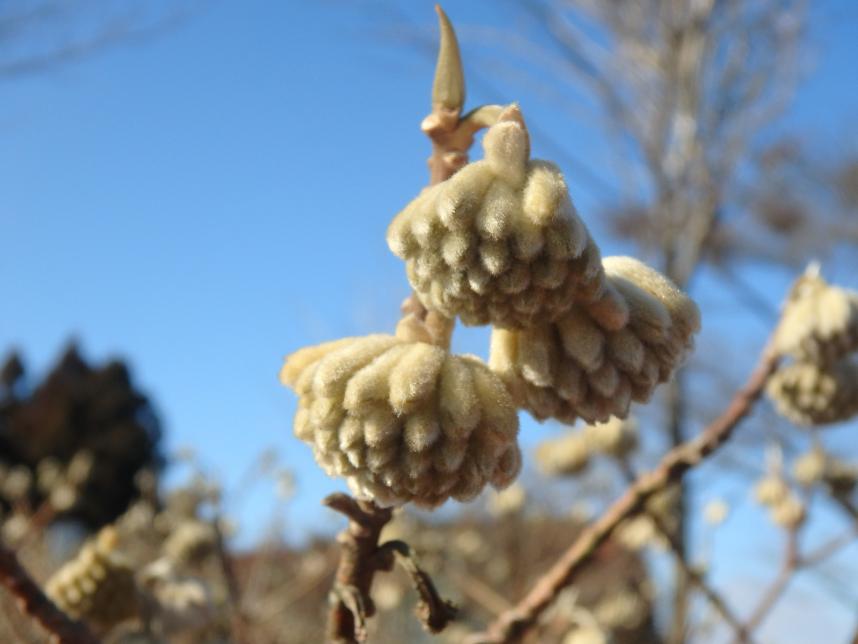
[281,104,699,508]
[768,269,858,426]
[491,257,699,424]
[280,333,520,507]
[45,528,139,632]
[388,106,615,329]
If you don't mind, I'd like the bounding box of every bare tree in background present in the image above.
[0,0,201,79]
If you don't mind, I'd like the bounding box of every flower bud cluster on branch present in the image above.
[768,268,858,426]
[280,333,520,508]
[282,107,699,510]
[45,528,139,632]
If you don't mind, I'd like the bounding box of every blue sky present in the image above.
[3,1,858,639]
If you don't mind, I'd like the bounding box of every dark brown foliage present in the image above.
[0,344,163,528]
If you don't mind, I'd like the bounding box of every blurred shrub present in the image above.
[0,343,163,529]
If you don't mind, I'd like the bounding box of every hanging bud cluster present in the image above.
[388,105,619,329]
[139,559,216,638]
[766,360,858,426]
[490,256,700,424]
[284,35,700,509]
[535,432,590,477]
[768,268,858,426]
[280,332,520,508]
[583,416,638,459]
[45,527,139,631]
[773,269,858,363]
[535,416,639,478]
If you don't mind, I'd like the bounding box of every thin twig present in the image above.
[733,528,799,642]
[616,460,753,643]
[469,343,780,643]
[0,540,98,644]
[376,540,457,632]
[212,513,249,644]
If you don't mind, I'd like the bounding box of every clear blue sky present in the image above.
[3,1,858,639]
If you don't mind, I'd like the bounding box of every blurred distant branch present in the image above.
[617,460,753,643]
[0,0,201,79]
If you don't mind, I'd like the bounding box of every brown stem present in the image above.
[0,541,98,644]
[324,494,394,643]
[469,344,780,644]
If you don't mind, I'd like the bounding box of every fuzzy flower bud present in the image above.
[594,589,647,630]
[583,416,638,458]
[488,483,526,517]
[753,475,789,507]
[45,527,139,630]
[490,256,700,424]
[773,269,858,364]
[140,559,215,636]
[766,359,858,426]
[792,448,827,487]
[564,625,610,644]
[280,333,521,508]
[535,432,590,477]
[769,494,806,529]
[703,499,730,526]
[388,105,614,329]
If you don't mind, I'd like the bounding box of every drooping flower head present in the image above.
[280,326,521,508]
[388,105,624,330]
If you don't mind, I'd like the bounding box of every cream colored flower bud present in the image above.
[564,625,611,644]
[535,432,590,477]
[703,499,730,526]
[583,417,638,458]
[140,559,215,636]
[754,475,789,507]
[163,520,218,566]
[490,256,699,424]
[488,482,526,517]
[388,105,612,329]
[281,334,521,508]
[3,465,32,502]
[36,458,63,493]
[66,450,95,486]
[792,448,827,487]
[774,270,858,364]
[615,515,658,551]
[594,589,647,630]
[769,494,806,529]
[766,359,858,426]
[50,482,79,512]
[2,514,28,542]
[46,527,139,630]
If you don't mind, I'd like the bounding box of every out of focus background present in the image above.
[3,1,858,642]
